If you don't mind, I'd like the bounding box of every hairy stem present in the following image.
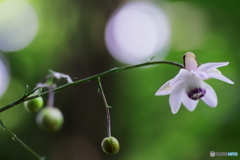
[0,60,183,113]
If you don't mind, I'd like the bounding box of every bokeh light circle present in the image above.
[0,53,10,97]
[105,1,170,64]
[0,0,38,52]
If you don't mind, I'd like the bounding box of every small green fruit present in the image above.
[24,96,44,113]
[36,107,64,132]
[101,136,120,154]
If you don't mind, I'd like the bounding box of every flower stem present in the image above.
[47,86,54,107]
[97,78,111,137]
[0,60,183,113]
[0,119,45,160]
[46,75,55,107]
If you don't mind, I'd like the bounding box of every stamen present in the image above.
[187,88,206,100]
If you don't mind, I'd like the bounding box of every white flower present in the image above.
[155,52,234,114]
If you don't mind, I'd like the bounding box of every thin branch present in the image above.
[97,78,111,137]
[0,60,183,113]
[46,76,55,107]
[0,119,45,160]
[47,85,55,107]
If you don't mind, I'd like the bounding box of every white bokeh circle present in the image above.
[0,53,10,97]
[0,0,38,52]
[105,1,170,64]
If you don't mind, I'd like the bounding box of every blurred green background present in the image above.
[0,0,239,160]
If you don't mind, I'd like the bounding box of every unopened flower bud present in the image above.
[24,96,44,113]
[36,107,64,132]
[101,136,120,154]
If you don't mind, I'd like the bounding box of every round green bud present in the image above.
[24,96,44,113]
[36,107,64,132]
[101,136,120,154]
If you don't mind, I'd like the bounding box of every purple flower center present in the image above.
[187,88,206,100]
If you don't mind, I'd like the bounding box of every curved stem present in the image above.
[0,60,183,113]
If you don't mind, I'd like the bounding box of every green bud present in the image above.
[24,96,44,113]
[101,136,120,154]
[36,107,64,132]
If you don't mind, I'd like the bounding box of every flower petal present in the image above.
[210,69,222,74]
[197,62,229,71]
[169,82,184,114]
[201,82,218,107]
[207,71,234,84]
[170,69,190,86]
[191,70,209,80]
[155,80,184,95]
[155,79,173,95]
[182,94,199,111]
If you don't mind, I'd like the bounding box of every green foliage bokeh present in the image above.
[0,0,239,160]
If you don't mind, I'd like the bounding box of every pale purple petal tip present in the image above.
[198,62,229,71]
[208,72,234,84]
[182,94,199,111]
[155,79,173,96]
[169,83,184,114]
[201,82,218,107]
